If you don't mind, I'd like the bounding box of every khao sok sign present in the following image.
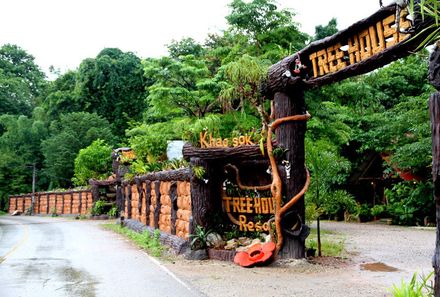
[199,132,254,148]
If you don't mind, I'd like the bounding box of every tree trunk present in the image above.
[189,158,219,230]
[274,89,307,259]
[430,93,440,296]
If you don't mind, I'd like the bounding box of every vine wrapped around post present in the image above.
[267,112,311,256]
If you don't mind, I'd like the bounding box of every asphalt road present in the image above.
[0,215,200,297]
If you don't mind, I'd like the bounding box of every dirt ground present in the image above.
[163,221,436,297]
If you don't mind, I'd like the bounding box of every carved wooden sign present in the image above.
[222,196,274,232]
[308,9,411,78]
[265,4,433,92]
[199,132,254,148]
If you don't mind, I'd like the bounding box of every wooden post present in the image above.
[431,93,440,296]
[189,157,218,230]
[91,184,100,202]
[170,182,178,235]
[429,45,440,296]
[127,185,132,219]
[136,179,143,220]
[154,181,161,229]
[78,192,82,215]
[46,193,49,214]
[61,193,65,214]
[274,89,307,259]
[145,181,151,226]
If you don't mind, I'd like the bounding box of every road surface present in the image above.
[0,215,200,297]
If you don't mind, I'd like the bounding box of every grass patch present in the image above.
[306,228,346,257]
[102,223,164,257]
[0,210,7,216]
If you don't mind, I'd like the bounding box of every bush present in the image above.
[72,139,113,186]
[385,181,434,225]
[91,200,106,216]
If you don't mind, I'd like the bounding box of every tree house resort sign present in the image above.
[308,10,411,78]
[268,4,429,90]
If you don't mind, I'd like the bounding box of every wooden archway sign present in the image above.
[263,2,437,259]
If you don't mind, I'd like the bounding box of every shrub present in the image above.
[385,181,434,225]
[72,139,112,186]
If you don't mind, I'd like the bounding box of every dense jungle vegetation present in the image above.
[0,0,434,225]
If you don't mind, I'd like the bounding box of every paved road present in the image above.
[0,216,200,297]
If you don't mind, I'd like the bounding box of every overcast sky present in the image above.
[0,0,387,76]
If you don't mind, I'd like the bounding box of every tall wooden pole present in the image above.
[431,94,440,296]
[429,44,440,296]
[274,89,307,259]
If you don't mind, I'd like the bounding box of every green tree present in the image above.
[72,139,113,186]
[225,0,308,59]
[219,54,271,129]
[0,109,48,210]
[41,112,115,189]
[144,55,220,120]
[226,0,293,41]
[167,37,205,59]
[41,70,80,120]
[0,44,47,116]
[314,18,338,41]
[305,139,353,256]
[75,48,146,137]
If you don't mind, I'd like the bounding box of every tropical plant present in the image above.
[91,200,106,216]
[389,271,434,297]
[189,225,213,250]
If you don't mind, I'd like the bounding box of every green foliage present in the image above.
[306,228,346,257]
[389,271,434,297]
[126,119,190,164]
[189,225,213,250]
[103,224,164,257]
[385,181,434,225]
[41,71,80,120]
[370,204,386,217]
[305,139,353,218]
[0,112,48,210]
[226,0,294,39]
[91,200,106,216]
[0,44,47,116]
[192,166,206,180]
[167,37,205,59]
[75,48,146,137]
[41,112,115,189]
[219,55,270,126]
[107,206,118,217]
[72,139,113,186]
[144,55,219,120]
[314,18,338,41]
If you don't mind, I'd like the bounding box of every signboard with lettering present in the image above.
[265,5,432,91]
[222,178,274,232]
[308,10,411,79]
[199,132,255,148]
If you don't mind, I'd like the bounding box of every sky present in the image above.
[0,0,388,76]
